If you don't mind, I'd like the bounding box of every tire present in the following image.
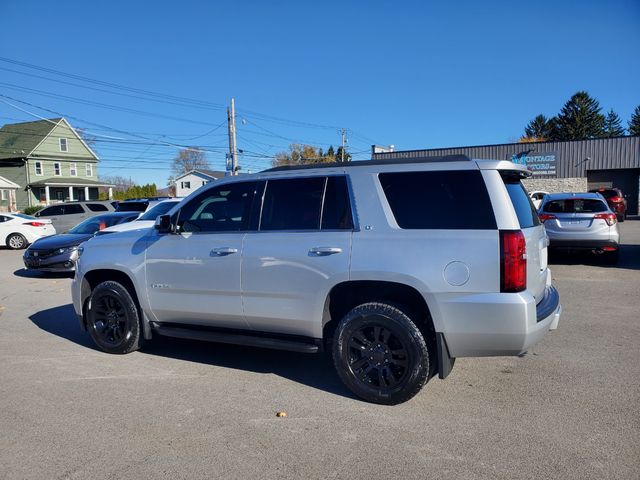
[332,302,430,405]
[86,281,144,354]
[6,233,27,250]
[617,214,625,223]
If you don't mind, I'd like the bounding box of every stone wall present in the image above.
[522,177,587,193]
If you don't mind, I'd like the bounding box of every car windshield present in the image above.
[138,201,178,221]
[543,199,608,213]
[69,215,128,234]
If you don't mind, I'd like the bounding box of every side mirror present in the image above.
[34,211,40,217]
[155,214,173,234]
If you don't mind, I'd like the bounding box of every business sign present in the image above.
[509,151,557,176]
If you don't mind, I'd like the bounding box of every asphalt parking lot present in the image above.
[1,222,639,480]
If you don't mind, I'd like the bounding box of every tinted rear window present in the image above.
[261,177,324,230]
[64,204,84,214]
[116,201,148,212]
[379,170,496,229]
[503,181,540,228]
[321,176,354,230]
[543,199,608,213]
[87,203,109,212]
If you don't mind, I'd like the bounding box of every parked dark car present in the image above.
[589,188,628,222]
[23,212,139,272]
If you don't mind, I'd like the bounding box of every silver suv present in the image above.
[71,156,561,404]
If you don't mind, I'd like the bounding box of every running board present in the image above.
[151,323,320,353]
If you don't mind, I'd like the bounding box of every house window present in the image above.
[70,163,77,176]
[1,190,7,201]
[181,181,191,189]
[35,161,43,176]
[54,162,61,176]
[86,163,93,177]
[59,138,68,152]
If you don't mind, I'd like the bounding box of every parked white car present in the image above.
[529,190,549,209]
[1,213,56,249]
[100,199,182,234]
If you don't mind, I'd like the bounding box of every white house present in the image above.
[0,175,19,212]
[175,169,225,197]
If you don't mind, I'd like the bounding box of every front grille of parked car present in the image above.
[28,249,56,259]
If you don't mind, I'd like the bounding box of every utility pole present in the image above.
[339,128,348,162]
[227,98,238,175]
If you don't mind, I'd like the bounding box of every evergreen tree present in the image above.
[629,105,640,136]
[523,114,554,140]
[553,91,605,140]
[326,145,335,157]
[602,109,625,137]
[335,146,352,162]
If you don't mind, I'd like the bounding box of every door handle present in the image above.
[308,246,342,256]
[210,247,238,256]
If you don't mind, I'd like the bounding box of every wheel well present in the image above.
[323,281,435,341]
[82,269,140,322]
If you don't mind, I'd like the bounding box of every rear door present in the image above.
[241,175,353,338]
[501,175,547,302]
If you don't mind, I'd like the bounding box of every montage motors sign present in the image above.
[509,151,557,176]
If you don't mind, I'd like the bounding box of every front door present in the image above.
[145,180,257,329]
[241,175,353,339]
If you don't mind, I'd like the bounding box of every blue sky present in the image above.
[1,0,638,186]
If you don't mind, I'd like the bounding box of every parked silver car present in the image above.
[35,201,115,233]
[72,156,561,404]
[538,192,620,263]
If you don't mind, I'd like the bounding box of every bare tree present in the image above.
[99,175,136,192]
[171,147,210,177]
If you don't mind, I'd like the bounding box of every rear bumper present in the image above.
[436,286,561,357]
[549,239,619,250]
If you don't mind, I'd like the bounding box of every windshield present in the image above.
[69,214,129,234]
[138,201,179,221]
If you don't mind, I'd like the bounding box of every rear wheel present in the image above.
[332,302,430,405]
[617,214,625,223]
[86,281,144,354]
[6,233,27,250]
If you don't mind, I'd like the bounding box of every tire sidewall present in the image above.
[333,303,429,404]
[7,233,27,250]
[86,281,141,354]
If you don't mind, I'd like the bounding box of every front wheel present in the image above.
[332,302,430,405]
[86,281,144,354]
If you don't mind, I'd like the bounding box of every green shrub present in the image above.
[23,205,44,216]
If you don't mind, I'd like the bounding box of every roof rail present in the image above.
[263,154,472,172]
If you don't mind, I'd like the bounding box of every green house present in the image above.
[0,117,114,210]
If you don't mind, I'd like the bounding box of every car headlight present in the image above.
[57,246,79,255]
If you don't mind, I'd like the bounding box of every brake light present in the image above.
[538,213,556,223]
[23,222,46,227]
[594,213,617,226]
[609,196,622,203]
[500,230,527,293]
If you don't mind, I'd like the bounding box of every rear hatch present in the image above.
[500,172,548,303]
[541,198,611,238]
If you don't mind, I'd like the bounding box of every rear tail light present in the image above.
[538,213,556,222]
[500,230,527,293]
[609,196,622,203]
[23,222,46,227]
[594,213,617,226]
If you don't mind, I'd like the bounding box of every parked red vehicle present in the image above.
[589,188,627,222]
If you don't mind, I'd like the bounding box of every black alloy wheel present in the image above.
[86,281,143,354]
[333,302,431,405]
